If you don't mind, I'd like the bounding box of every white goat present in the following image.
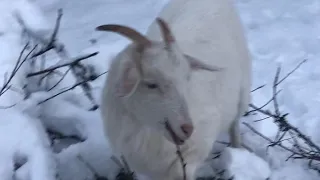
[96,0,252,179]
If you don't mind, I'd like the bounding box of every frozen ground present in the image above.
[0,0,319,179]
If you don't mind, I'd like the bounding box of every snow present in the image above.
[0,0,319,179]
[220,148,271,180]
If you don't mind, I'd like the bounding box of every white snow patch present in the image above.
[0,108,56,180]
[220,147,271,180]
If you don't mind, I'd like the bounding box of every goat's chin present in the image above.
[164,133,186,146]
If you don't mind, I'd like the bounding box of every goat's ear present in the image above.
[184,54,223,72]
[115,60,140,97]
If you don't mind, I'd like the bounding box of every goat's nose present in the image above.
[181,123,194,138]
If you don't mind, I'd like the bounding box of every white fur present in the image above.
[99,0,252,179]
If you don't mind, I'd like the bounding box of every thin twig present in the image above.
[251,84,266,92]
[242,122,298,156]
[16,8,100,109]
[276,59,307,85]
[77,155,108,180]
[272,66,281,116]
[47,67,72,91]
[111,155,125,169]
[0,43,38,97]
[165,120,187,180]
[120,155,132,174]
[26,52,99,77]
[245,59,320,171]
[37,71,107,105]
[245,90,281,116]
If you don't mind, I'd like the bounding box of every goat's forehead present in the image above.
[142,45,167,62]
[139,43,188,78]
[143,56,180,76]
[143,62,186,85]
[142,45,181,68]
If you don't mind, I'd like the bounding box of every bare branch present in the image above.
[244,59,320,171]
[37,71,107,106]
[165,120,187,180]
[251,84,265,93]
[77,155,109,180]
[111,155,137,180]
[15,8,63,58]
[15,8,101,110]
[276,59,307,86]
[47,67,72,91]
[244,90,281,116]
[26,52,99,77]
[272,66,281,116]
[0,43,38,97]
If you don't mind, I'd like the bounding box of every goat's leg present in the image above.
[229,117,241,148]
[229,88,254,151]
[229,120,253,152]
[229,87,246,148]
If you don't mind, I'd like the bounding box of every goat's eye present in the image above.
[145,83,158,89]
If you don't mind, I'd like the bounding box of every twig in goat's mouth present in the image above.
[164,120,187,180]
[165,122,185,145]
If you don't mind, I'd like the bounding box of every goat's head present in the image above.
[96,18,221,145]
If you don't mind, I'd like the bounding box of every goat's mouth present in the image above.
[171,133,185,145]
[164,121,185,145]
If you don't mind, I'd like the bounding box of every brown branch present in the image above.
[0,43,28,96]
[242,122,303,156]
[15,9,61,58]
[16,8,101,110]
[245,59,320,171]
[47,67,72,91]
[0,104,16,109]
[37,71,107,106]
[111,155,137,180]
[120,155,133,174]
[110,156,124,170]
[272,66,281,116]
[26,52,99,77]
[253,116,271,122]
[164,120,187,180]
[251,84,265,93]
[245,90,281,116]
[0,43,38,98]
[77,155,109,180]
[276,59,307,86]
[49,9,63,44]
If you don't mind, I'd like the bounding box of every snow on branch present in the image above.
[244,59,320,172]
[14,8,102,111]
[15,8,64,58]
[0,9,107,178]
[0,42,37,98]
[37,71,107,105]
[26,52,99,77]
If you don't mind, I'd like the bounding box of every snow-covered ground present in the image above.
[0,0,319,179]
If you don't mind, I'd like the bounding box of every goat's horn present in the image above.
[96,24,151,46]
[156,18,175,47]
